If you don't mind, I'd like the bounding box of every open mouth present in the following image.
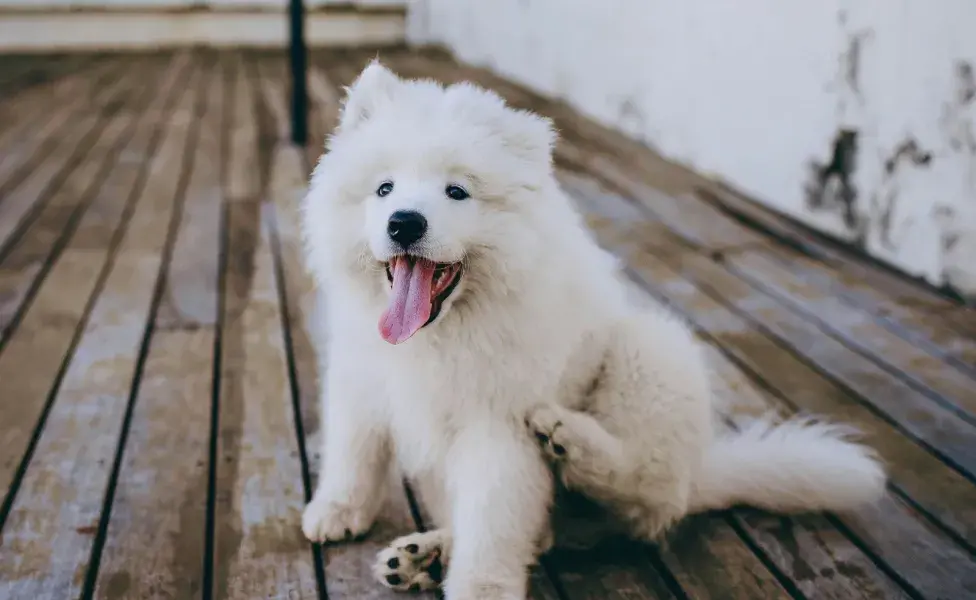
[378,254,463,345]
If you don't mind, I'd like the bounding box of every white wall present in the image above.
[408,0,976,299]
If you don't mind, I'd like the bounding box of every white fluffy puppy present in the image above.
[300,61,886,599]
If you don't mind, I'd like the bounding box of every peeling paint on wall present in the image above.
[941,61,976,187]
[871,138,932,250]
[937,60,976,302]
[804,129,860,236]
[411,0,976,299]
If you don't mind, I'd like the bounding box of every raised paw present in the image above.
[373,531,447,592]
[525,404,573,462]
[301,496,373,544]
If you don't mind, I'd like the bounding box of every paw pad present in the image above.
[374,532,445,592]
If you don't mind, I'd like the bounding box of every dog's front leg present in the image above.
[443,424,553,600]
[302,361,390,543]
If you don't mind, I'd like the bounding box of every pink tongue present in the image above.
[379,257,436,344]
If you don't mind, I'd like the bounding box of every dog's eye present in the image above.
[376,181,394,197]
[445,184,469,201]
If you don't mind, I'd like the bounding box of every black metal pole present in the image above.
[289,0,308,145]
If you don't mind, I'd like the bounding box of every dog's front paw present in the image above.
[301,495,374,543]
[525,404,572,462]
[373,530,446,592]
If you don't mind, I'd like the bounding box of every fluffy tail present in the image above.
[688,415,887,514]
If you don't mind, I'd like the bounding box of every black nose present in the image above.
[387,210,427,248]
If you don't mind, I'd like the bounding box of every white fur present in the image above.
[299,61,887,599]
[689,415,886,514]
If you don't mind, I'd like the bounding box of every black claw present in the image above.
[387,557,399,569]
[343,528,353,539]
[408,583,420,593]
[405,543,419,554]
[534,431,550,445]
[552,443,566,456]
[386,574,402,586]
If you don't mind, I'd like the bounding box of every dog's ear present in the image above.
[338,59,401,132]
[497,109,557,168]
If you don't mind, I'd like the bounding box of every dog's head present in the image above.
[303,60,561,345]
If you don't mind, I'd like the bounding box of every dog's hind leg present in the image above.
[526,402,692,540]
[526,404,627,498]
[527,314,714,540]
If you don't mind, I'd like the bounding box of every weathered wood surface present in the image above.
[92,50,222,600]
[0,54,193,599]
[0,59,127,251]
[0,50,974,600]
[0,54,174,503]
[209,52,320,600]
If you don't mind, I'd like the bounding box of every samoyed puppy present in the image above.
[299,61,886,599]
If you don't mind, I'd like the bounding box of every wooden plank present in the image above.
[260,52,439,600]
[91,51,223,600]
[561,128,954,360]
[154,53,224,331]
[0,57,120,195]
[577,160,976,409]
[0,53,94,101]
[0,60,130,256]
[562,159,976,478]
[210,52,318,600]
[696,186,958,312]
[569,152,760,252]
[0,54,64,100]
[0,53,200,600]
[943,307,976,339]
[597,175,976,474]
[0,56,168,349]
[557,174,976,598]
[688,316,912,599]
[724,249,976,414]
[0,55,181,506]
[306,51,344,167]
[0,54,50,94]
[0,54,102,148]
[212,186,319,600]
[662,251,976,478]
[560,171,976,545]
[226,55,261,202]
[304,57,330,166]
[741,240,976,372]
[0,55,93,134]
[543,541,680,600]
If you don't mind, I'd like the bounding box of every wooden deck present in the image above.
[0,48,974,600]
